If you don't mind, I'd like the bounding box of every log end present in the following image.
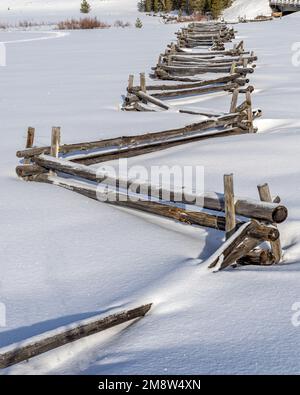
[272,206,288,224]
[16,165,47,179]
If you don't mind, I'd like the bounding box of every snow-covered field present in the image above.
[1,0,300,375]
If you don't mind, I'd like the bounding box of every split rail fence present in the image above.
[8,21,289,369]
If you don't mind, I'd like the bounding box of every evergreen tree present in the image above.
[135,17,143,28]
[153,0,161,13]
[137,0,231,16]
[211,0,222,19]
[80,0,91,14]
[138,0,146,12]
[145,0,153,12]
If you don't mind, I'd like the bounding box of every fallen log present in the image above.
[0,304,152,369]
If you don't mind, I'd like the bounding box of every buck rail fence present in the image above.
[12,21,289,369]
[15,21,287,270]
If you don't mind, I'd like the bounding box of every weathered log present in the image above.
[217,235,262,270]
[168,55,257,64]
[150,82,237,98]
[124,94,139,105]
[43,127,246,165]
[135,73,241,91]
[133,102,156,112]
[237,249,276,266]
[0,304,152,369]
[16,164,47,178]
[17,114,244,159]
[30,174,280,244]
[179,109,222,117]
[158,64,232,75]
[135,91,170,110]
[30,156,287,225]
[164,60,238,68]
[208,220,278,271]
[174,46,250,56]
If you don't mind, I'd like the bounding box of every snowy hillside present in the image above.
[1,0,300,376]
[223,0,272,21]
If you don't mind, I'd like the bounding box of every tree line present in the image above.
[138,0,232,18]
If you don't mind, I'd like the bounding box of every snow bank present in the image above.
[223,0,272,22]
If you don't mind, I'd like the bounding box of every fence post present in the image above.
[230,89,239,113]
[128,74,134,92]
[257,183,282,263]
[224,174,236,239]
[51,127,60,158]
[246,91,254,132]
[24,127,35,164]
[140,72,146,93]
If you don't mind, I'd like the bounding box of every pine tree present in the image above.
[80,0,91,14]
[135,17,143,28]
[138,0,146,12]
[165,0,173,12]
[137,0,231,16]
[145,0,152,12]
[153,0,161,13]
[211,0,222,19]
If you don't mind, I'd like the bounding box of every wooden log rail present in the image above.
[0,304,152,369]
[17,154,288,226]
[25,172,281,246]
[16,168,285,270]
[16,113,247,160]
[155,64,254,77]
[129,74,244,93]
[18,128,244,167]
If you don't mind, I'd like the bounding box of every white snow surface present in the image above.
[223,0,272,21]
[1,1,300,375]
